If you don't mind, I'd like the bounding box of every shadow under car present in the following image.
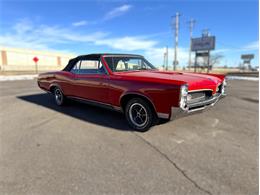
[17,93,132,131]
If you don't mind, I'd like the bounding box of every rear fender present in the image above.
[49,83,64,94]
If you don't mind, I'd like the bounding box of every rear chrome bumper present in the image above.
[170,93,226,120]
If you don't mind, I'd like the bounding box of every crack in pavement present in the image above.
[29,113,59,130]
[132,132,212,195]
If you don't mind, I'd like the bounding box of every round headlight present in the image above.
[181,85,188,96]
[223,78,227,86]
[222,78,227,95]
[180,97,186,109]
[180,85,188,110]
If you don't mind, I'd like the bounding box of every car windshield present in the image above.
[104,56,157,72]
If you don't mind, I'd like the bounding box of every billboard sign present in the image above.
[195,52,209,57]
[191,36,216,51]
[241,54,254,60]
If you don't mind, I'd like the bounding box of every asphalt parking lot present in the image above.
[0,79,258,195]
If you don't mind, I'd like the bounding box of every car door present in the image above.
[74,58,110,104]
[59,61,79,96]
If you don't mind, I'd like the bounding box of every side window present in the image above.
[114,58,141,71]
[80,60,98,72]
[71,59,106,74]
[70,61,80,74]
[116,60,127,71]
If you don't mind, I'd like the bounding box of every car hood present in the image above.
[113,70,224,92]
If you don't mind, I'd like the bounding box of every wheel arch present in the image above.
[120,92,157,117]
[49,83,63,94]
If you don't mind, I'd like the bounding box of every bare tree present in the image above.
[192,53,224,72]
[209,53,224,70]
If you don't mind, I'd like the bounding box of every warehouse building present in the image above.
[0,46,74,72]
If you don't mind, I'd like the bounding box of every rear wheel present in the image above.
[125,98,154,131]
[54,87,65,106]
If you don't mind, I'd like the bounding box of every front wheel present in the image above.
[125,98,154,132]
[54,87,65,106]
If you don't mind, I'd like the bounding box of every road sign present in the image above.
[33,57,39,74]
[33,57,39,63]
[191,36,215,51]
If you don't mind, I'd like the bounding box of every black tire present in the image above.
[53,87,65,106]
[125,98,154,132]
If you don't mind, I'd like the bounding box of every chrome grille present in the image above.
[187,91,212,104]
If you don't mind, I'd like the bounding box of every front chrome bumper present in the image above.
[170,93,226,120]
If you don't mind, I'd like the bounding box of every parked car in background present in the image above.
[37,53,227,131]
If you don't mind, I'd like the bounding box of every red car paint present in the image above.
[37,54,225,118]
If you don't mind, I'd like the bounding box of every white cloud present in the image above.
[0,19,108,51]
[0,19,158,52]
[216,41,259,54]
[0,18,189,67]
[95,36,157,51]
[13,18,33,34]
[72,20,88,27]
[242,41,259,51]
[144,47,190,67]
[104,4,132,20]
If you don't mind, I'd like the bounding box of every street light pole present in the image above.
[172,12,180,71]
[188,19,196,71]
[166,46,168,71]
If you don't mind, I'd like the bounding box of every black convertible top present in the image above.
[63,53,143,71]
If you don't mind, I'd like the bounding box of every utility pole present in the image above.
[163,53,165,70]
[188,18,196,71]
[202,28,210,73]
[207,51,210,73]
[172,12,180,71]
[166,46,168,70]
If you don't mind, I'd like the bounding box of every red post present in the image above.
[33,57,39,74]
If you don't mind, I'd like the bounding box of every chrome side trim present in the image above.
[67,96,123,113]
[112,106,123,112]
[157,112,169,119]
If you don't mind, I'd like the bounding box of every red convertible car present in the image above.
[37,53,226,131]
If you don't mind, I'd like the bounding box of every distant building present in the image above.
[0,46,74,72]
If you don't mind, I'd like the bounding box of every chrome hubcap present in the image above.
[129,103,148,127]
[55,89,62,105]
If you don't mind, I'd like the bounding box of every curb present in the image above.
[226,76,259,81]
[0,75,38,81]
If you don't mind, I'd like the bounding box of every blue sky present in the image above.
[0,0,259,67]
